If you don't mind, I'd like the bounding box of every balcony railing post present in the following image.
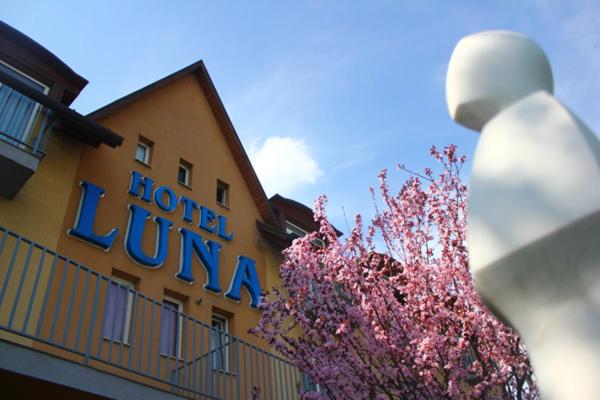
[22,250,46,333]
[74,268,91,353]
[31,108,53,157]
[137,296,147,372]
[35,253,58,338]
[61,263,80,348]
[0,237,21,306]
[127,292,140,371]
[84,275,101,365]
[7,241,34,329]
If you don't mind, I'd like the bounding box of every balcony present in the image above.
[0,68,122,200]
[0,68,52,199]
[0,224,300,399]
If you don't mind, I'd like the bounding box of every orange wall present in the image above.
[56,73,270,348]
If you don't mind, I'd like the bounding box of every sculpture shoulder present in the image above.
[485,91,599,145]
[468,90,600,270]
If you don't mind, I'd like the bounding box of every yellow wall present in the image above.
[0,130,82,347]
[0,130,82,248]
[56,73,269,348]
[0,70,297,397]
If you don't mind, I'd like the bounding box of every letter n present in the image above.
[177,228,222,293]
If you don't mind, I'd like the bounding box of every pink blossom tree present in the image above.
[252,145,538,399]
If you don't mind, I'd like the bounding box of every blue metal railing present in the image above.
[0,225,300,400]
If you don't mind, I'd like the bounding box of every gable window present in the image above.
[135,136,152,165]
[216,179,229,207]
[285,221,308,240]
[178,159,192,187]
[211,313,230,371]
[160,297,182,357]
[0,61,48,145]
[102,277,135,344]
[286,221,324,247]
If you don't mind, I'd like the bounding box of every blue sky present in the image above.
[4,1,600,233]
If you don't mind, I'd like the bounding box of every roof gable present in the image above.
[87,61,277,227]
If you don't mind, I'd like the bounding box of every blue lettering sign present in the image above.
[179,195,199,223]
[217,215,233,241]
[70,171,261,310]
[154,186,177,213]
[125,204,173,267]
[177,228,222,293]
[225,256,261,309]
[68,181,118,250]
[199,206,217,234]
[128,171,154,203]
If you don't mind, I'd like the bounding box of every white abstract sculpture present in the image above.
[446,31,600,400]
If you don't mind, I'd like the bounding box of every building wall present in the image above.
[56,73,268,348]
[0,130,82,249]
[0,130,82,347]
[0,46,299,397]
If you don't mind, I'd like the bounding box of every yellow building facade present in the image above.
[0,21,308,399]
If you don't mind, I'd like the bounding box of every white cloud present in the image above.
[249,136,322,197]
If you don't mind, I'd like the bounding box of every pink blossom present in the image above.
[253,145,538,399]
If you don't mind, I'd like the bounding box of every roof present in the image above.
[269,194,343,237]
[0,68,123,148]
[258,194,343,249]
[0,21,88,105]
[87,60,278,227]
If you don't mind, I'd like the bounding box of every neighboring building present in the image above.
[0,21,316,400]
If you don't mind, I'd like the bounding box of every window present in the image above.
[178,160,192,186]
[216,180,229,207]
[135,136,152,165]
[211,313,230,370]
[102,277,134,343]
[301,373,323,394]
[286,221,324,247]
[285,221,308,240]
[0,61,48,144]
[160,297,182,357]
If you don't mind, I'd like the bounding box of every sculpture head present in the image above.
[446,31,553,132]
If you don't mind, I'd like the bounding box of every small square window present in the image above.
[135,137,153,165]
[178,160,192,187]
[216,180,229,207]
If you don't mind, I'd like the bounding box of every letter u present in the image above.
[125,204,173,268]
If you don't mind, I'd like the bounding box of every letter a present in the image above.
[225,256,262,309]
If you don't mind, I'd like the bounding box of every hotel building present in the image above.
[0,21,318,399]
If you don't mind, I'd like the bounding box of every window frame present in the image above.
[134,137,153,165]
[285,221,324,247]
[102,276,135,345]
[177,160,192,187]
[210,313,230,372]
[216,179,230,208]
[160,296,183,358]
